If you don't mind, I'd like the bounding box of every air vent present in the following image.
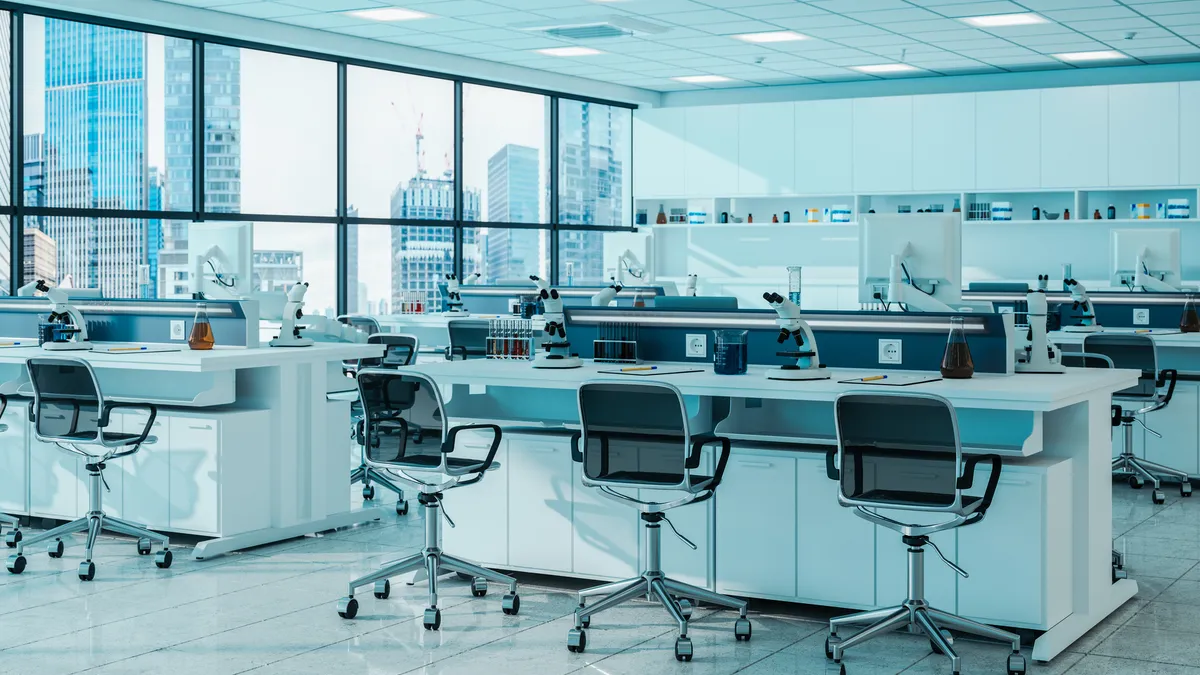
[515,15,669,40]
[544,24,630,40]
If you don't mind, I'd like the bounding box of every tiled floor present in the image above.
[0,484,1197,674]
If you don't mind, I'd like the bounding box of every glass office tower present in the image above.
[485,144,542,283]
[559,101,625,284]
[389,168,480,311]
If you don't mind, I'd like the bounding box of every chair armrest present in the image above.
[443,423,503,471]
[0,393,7,420]
[708,436,733,486]
[1112,404,1122,427]
[570,430,583,463]
[688,433,728,470]
[826,449,839,480]
[100,402,158,444]
[1059,352,1113,368]
[957,453,1002,513]
[446,345,466,361]
[1158,369,1178,406]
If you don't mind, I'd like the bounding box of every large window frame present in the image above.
[0,2,636,306]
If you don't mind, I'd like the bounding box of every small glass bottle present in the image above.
[1182,294,1200,333]
[940,316,974,379]
[188,302,215,350]
[1063,208,1070,220]
[1093,209,1102,220]
[1107,204,1116,220]
[656,204,667,225]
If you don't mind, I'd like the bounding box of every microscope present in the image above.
[531,277,581,369]
[269,282,315,348]
[1062,279,1103,333]
[444,274,469,315]
[591,277,623,307]
[763,291,829,381]
[40,281,92,351]
[1016,284,1065,374]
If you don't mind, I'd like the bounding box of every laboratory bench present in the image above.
[416,358,1136,663]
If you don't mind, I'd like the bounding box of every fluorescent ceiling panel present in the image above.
[853,62,919,72]
[733,31,809,43]
[960,12,1049,27]
[1053,49,1131,61]
[536,46,604,56]
[346,7,432,21]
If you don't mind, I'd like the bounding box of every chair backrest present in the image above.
[360,334,419,370]
[25,357,103,443]
[338,315,381,336]
[576,380,693,490]
[357,368,447,469]
[1081,334,1159,399]
[447,319,489,360]
[834,392,964,513]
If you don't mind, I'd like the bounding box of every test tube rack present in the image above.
[487,318,535,360]
[593,322,640,364]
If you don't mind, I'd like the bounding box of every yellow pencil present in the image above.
[621,366,657,372]
[108,347,148,352]
[861,375,887,382]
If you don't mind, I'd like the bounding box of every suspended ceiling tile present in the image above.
[218,2,315,18]
[275,0,384,10]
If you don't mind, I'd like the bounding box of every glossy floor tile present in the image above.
[0,480,1195,674]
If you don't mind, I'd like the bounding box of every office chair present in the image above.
[338,315,382,376]
[0,394,23,548]
[566,381,750,662]
[351,334,420,514]
[445,319,489,361]
[335,368,519,629]
[824,392,1025,675]
[6,358,172,581]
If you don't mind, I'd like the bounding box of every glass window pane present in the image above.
[347,67,454,220]
[353,223,454,315]
[208,48,336,216]
[253,223,337,316]
[559,100,631,228]
[466,227,548,284]
[463,84,548,224]
[24,216,157,298]
[23,16,192,212]
[558,230,618,286]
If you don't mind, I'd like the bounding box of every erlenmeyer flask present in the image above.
[940,316,974,379]
[1182,294,1200,333]
[188,302,215,350]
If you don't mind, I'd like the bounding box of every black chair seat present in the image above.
[57,430,146,445]
[601,471,713,488]
[389,455,487,472]
[859,489,980,510]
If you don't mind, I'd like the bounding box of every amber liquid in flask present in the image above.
[940,316,974,379]
[1182,294,1200,334]
[189,302,216,350]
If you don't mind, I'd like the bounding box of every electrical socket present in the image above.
[1133,308,1150,326]
[878,339,902,365]
[170,320,186,341]
[686,333,707,358]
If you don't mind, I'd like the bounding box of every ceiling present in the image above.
[161,0,1200,91]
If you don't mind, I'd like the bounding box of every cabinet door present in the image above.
[0,418,27,514]
[1041,86,1108,188]
[716,453,796,598]
[28,404,81,519]
[573,445,640,580]
[634,108,688,197]
[853,96,913,193]
[913,93,975,191]
[739,102,795,195]
[796,99,853,194]
[507,438,573,573]
[1143,383,1199,476]
[796,455,874,607]
[442,441,509,567]
[121,412,170,530]
[1109,83,1179,187]
[1182,82,1200,185]
[168,418,219,534]
[976,89,1040,190]
[685,105,739,197]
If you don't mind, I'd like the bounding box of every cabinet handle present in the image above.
[737,460,774,468]
[998,478,1031,487]
[188,424,214,431]
[524,446,559,453]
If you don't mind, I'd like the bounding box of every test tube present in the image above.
[788,266,803,307]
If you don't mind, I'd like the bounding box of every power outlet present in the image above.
[878,339,902,365]
[1133,308,1151,326]
[686,333,707,358]
[170,320,186,341]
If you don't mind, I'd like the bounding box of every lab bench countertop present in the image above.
[0,342,383,373]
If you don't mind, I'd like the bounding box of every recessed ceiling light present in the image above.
[537,46,603,57]
[346,7,432,22]
[733,31,808,43]
[960,13,1048,28]
[673,75,732,83]
[1053,50,1131,62]
[853,63,918,74]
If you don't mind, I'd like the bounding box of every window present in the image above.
[24,216,155,298]
[209,47,336,216]
[559,100,632,228]
[558,230,612,286]
[350,223,456,314]
[22,16,193,212]
[253,223,337,316]
[347,67,454,220]
[465,227,548,284]
[463,84,549,224]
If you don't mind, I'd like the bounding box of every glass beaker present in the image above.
[1182,294,1200,333]
[940,316,974,379]
[713,330,748,375]
[188,302,215,350]
[787,266,803,307]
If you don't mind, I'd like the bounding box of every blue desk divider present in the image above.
[564,307,1013,374]
[456,285,665,315]
[964,290,1191,330]
[0,298,253,346]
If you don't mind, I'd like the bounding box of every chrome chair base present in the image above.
[1113,451,1192,503]
[1,513,20,548]
[350,464,408,514]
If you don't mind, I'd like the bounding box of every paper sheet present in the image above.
[597,366,705,377]
[838,374,942,386]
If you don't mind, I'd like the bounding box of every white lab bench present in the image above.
[0,342,384,559]
[412,359,1135,663]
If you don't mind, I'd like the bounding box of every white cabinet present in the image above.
[1108,83,1180,187]
[120,412,170,530]
[573,445,640,580]
[1143,382,1199,477]
[0,416,27,514]
[795,454,874,608]
[507,437,573,573]
[976,89,1041,190]
[28,439,79,520]
[685,105,740,197]
[1181,82,1200,185]
[852,96,913,193]
[1041,86,1108,188]
[633,108,688,197]
[168,418,219,534]
[442,442,509,567]
[739,102,795,196]
[716,452,796,598]
[795,99,853,194]
[913,93,975,191]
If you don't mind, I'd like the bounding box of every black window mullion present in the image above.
[9,7,22,294]
[192,40,204,223]
[336,61,348,316]
[453,80,464,281]
[549,96,560,286]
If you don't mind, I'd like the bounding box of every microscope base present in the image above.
[532,355,582,369]
[1063,325,1104,333]
[270,337,315,348]
[43,342,93,351]
[768,367,830,382]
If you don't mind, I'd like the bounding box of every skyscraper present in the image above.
[23,227,57,285]
[22,134,46,237]
[252,250,303,294]
[558,101,626,284]
[484,144,542,283]
[346,206,359,314]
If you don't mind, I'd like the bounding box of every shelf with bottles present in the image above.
[1077,188,1198,222]
[856,193,961,219]
[962,191,1074,222]
[636,195,857,226]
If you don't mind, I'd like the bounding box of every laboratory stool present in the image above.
[824,392,1025,675]
[565,380,750,662]
[0,394,24,548]
[7,358,171,581]
[350,333,420,515]
[336,369,518,628]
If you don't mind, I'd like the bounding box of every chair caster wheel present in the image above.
[423,607,441,631]
[5,529,20,547]
[1113,566,1128,583]
[734,617,752,641]
[838,665,846,675]
[337,597,358,619]
[1008,651,1028,674]
[677,597,694,619]
[502,593,520,615]
[674,636,693,662]
[825,635,841,660]
[1130,475,1144,489]
[48,539,64,558]
[1182,482,1192,498]
[1153,489,1166,505]
[137,538,152,555]
[373,579,391,599]
[6,554,25,574]
[362,485,375,501]
[78,561,95,581]
[566,628,586,653]
[471,577,488,597]
[396,500,409,515]
[155,550,172,569]
[930,629,954,655]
